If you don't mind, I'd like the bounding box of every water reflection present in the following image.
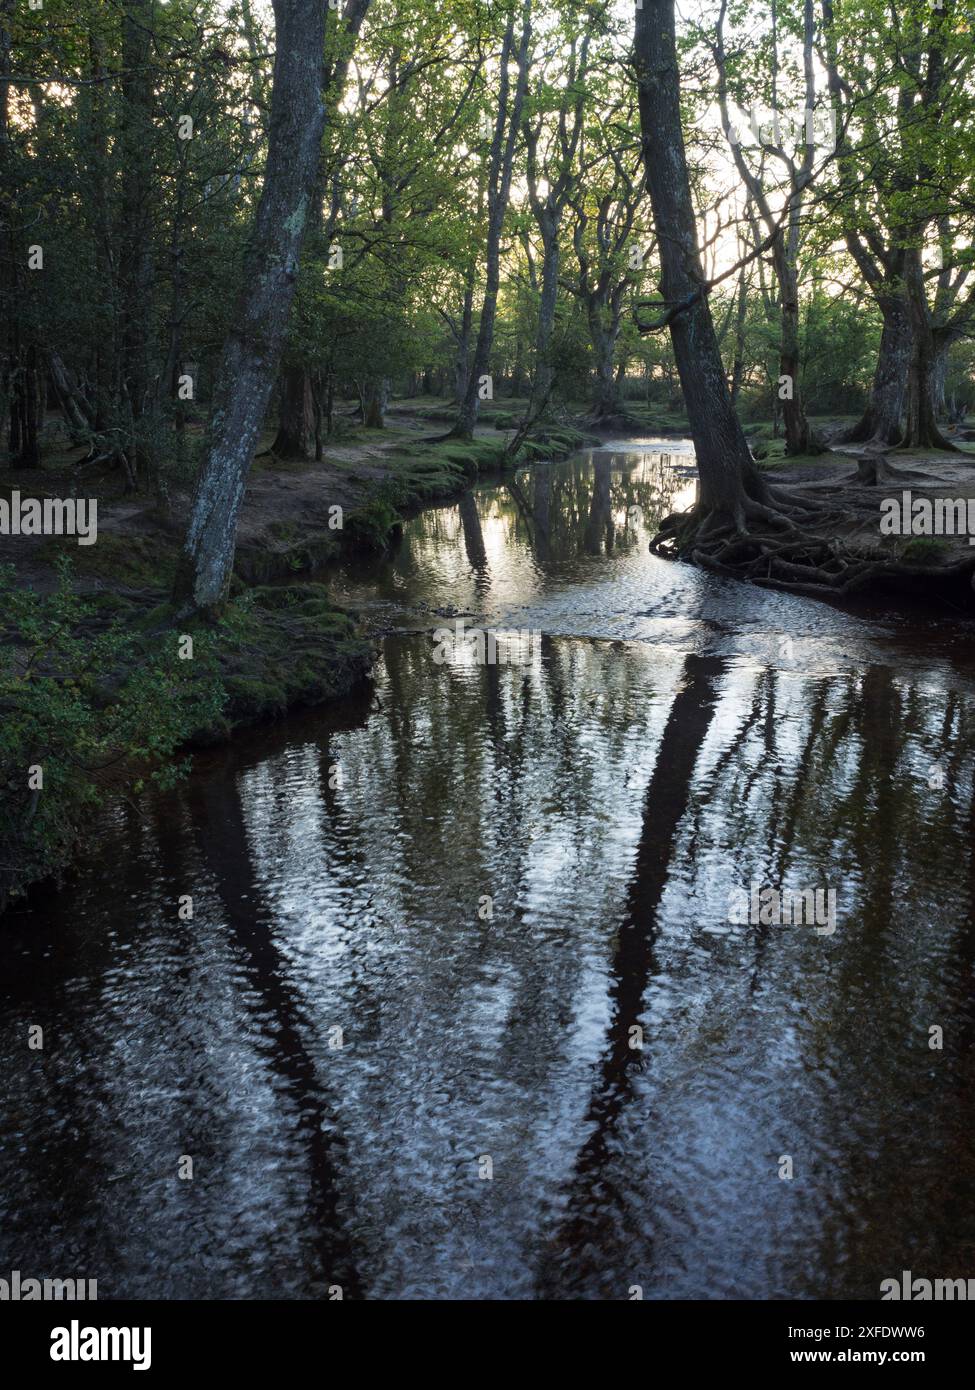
[2,448,975,1300]
[333,447,700,639]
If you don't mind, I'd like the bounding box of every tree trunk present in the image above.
[510,337,525,398]
[588,304,621,420]
[363,376,389,429]
[1,0,13,457]
[729,268,748,409]
[173,0,339,612]
[776,255,817,455]
[47,347,94,437]
[10,348,42,469]
[634,0,766,520]
[840,291,912,447]
[81,26,116,433]
[529,213,559,413]
[0,0,39,469]
[454,275,475,406]
[453,3,532,440]
[902,260,959,450]
[272,363,316,458]
[930,336,950,421]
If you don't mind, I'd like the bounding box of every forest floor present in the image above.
[1,398,604,596]
[759,434,975,570]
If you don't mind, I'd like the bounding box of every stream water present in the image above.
[3,443,975,1300]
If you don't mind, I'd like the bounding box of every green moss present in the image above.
[900,536,950,565]
[57,531,177,589]
[223,674,289,717]
[335,438,509,552]
[343,492,403,551]
[211,583,371,730]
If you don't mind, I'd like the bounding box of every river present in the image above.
[3,442,975,1300]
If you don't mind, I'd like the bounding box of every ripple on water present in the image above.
[2,447,975,1299]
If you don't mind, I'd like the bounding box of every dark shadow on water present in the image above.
[185,761,362,1297]
[538,652,725,1298]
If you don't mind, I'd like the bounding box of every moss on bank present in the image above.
[211,584,372,732]
[335,428,594,553]
[77,582,374,736]
[0,574,373,910]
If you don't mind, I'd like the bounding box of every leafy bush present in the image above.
[0,559,224,909]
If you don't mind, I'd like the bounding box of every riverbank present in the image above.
[6,399,975,910]
[0,402,597,908]
[3,401,600,697]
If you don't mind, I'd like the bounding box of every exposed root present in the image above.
[650,489,975,601]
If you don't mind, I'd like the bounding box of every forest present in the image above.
[1,0,975,1315]
[4,1,973,476]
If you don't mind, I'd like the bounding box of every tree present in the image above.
[712,0,824,455]
[821,0,975,449]
[452,0,532,440]
[174,0,370,612]
[522,18,592,417]
[568,122,647,423]
[634,0,768,524]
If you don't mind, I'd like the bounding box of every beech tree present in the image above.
[634,0,768,523]
[174,0,371,612]
[822,0,975,449]
[452,0,532,440]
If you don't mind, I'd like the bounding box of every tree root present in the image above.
[650,492,975,601]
